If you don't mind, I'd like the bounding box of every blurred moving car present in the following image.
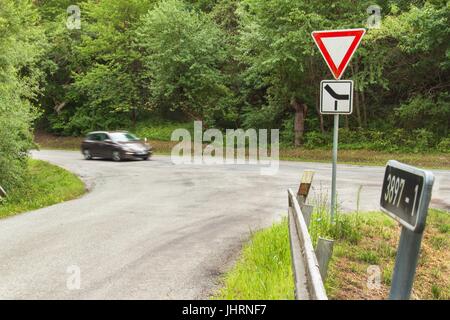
[81,131,152,161]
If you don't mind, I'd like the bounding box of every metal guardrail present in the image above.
[288,188,328,300]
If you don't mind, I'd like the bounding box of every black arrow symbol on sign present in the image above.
[324,85,350,111]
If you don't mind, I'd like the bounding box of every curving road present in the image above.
[0,150,448,299]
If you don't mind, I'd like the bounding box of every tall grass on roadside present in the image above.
[309,209,363,246]
[213,220,294,300]
[308,185,363,246]
[0,159,85,218]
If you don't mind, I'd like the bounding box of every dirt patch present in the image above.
[326,211,450,300]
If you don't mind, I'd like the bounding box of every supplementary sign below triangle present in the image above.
[312,29,366,80]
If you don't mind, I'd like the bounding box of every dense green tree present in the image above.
[28,0,450,151]
[353,1,449,137]
[237,0,449,147]
[35,0,81,132]
[237,0,375,145]
[39,0,155,135]
[0,0,46,190]
[136,0,234,126]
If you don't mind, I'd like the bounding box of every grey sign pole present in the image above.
[389,228,424,300]
[330,114,339,220]
[389,179,434,300]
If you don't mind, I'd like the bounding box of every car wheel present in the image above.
[143,156,149,161]
[83,149,92,160]
[112,151,122,162]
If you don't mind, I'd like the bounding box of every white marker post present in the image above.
[312,29,365,220]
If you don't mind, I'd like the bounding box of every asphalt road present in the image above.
[0,150,448,299]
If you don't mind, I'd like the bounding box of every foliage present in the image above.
[38,0,155,135]
[135,119,193,141]
[1,0,448,189]
[437,137,450,153]
[0,0,45,190]
[136,0,234,127]
[31,0,449,151]
[395,94,449,137]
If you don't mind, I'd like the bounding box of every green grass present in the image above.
[0,159,86,219]
[134,120,193,141]
[279,148,450,169]
[214,209,450,300]
[213,220,294,300]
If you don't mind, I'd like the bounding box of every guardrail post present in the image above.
[315,237,334,281]
[300,204,314,228]
[297,170,315,205]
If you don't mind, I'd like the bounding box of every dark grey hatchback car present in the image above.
[81,131,152,161]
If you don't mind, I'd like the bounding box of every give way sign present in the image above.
[312,29,366,80]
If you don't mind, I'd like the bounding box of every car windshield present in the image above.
[109,132,140,142]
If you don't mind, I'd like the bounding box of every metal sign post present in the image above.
[389,229,425,299]
[319,80,354,219]
[312,29,365,220]
[380,160,435,300]
[331,115,339,219]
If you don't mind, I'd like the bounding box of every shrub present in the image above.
[304,131,330,149]
[136,0,233,126]
[412,129,435,152]
[299,128,442,152]
[135,120,194,141]
[0,108,35,191]
[437,137,450,153]
[0,1,44,190]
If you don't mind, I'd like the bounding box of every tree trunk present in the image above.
[351,63,362,128]
[53,100,67,114]
[291,98,308,147]
[361,90,367,127]
[315,92,325,133]
[131,108,137,128]
[354,89,362,128]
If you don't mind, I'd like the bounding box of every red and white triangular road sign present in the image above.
[312,29,366,80]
